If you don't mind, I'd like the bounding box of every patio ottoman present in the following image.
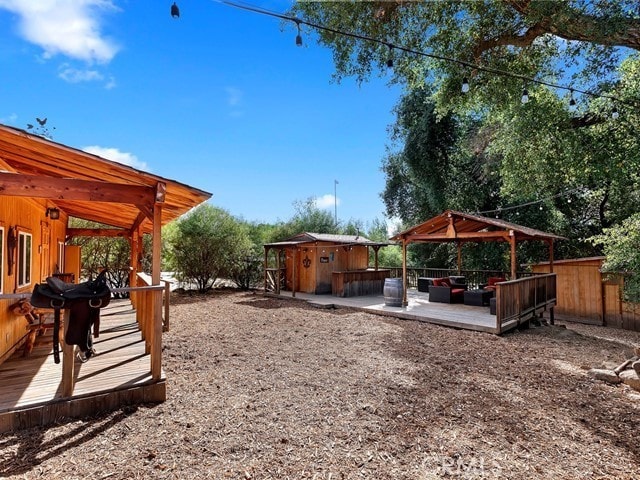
[417,277,434,292]
[463,289,492,306]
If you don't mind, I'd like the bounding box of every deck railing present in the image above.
[383,267,535,289]
[494,274,557,334]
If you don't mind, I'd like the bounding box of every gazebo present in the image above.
[391,210,566,306]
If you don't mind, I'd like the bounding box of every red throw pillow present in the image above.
[432,278,443,286]
[441,278,451,287]
[488,277,506,286]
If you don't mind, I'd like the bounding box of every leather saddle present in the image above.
[31,270,111,364]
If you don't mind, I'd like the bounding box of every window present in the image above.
[18,231,32,287]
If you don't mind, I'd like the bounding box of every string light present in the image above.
[170,2,180,18]
[386,44,394,69]
[569,89,576,106]
[215,0,636,114]
[295,20,302,46]
[461,77,470,93]
[521,88,529,104]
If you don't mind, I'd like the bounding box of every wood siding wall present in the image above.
[532,258,604,324]
[284,242,369,294]
[532,257,640,331]
[0,197,68,364]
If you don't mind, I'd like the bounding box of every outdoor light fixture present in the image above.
[461,77,469,93]
[295,21,302,46]
[46,207,60,220]
[386,44,394,68]
[171,2,180,18]
[521,88,529,104]
[569,90,576,106]
[612,106,619,119]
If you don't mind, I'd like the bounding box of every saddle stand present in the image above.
[30,270,111,363]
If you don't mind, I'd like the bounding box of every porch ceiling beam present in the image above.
[66,228,129,239]
[407,231,512,242]
[0,172,155,205]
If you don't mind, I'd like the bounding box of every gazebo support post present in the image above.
[509,231,517,280]
[456,242,462,275]
[402,240,408,306]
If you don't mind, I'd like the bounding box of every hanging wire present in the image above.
[217,0,636,109]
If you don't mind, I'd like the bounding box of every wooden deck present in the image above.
[0,299,165,433]
[272,289,504,334]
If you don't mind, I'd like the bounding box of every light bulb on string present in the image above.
[569,90,576,107]
[170,2,180,18]
[295,20,302,46]
[612,106,619,119]
[461,77,469,93]
[386,44,394,69]
[521,88,529,104]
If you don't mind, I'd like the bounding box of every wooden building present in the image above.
[0,124,210,430]
[532,257,640,330]
[264,233,390,297]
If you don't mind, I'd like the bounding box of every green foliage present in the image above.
[67,218,147,294]
[167,204,253,292]
[591,214,640,302]
[267,197,338,242]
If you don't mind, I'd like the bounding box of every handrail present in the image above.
[495,273,557,334]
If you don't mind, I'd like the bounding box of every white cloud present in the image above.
[58,65,103,83]
[0,0,119,63]
[315,194,339,210]
[82,146,149,171]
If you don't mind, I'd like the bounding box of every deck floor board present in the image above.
[0,299,164,415]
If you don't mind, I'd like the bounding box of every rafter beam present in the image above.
[0,172,155,206]
[66,228,129,239]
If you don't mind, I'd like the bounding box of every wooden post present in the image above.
[163,280,170,332]
[548,239,555,325]
[373,246,380,271]
[402,239,408,306]
[456,242,462,275]
[151,202,163,380]
[61,309,74,397]
[509,231,517,280]
[130,229,139,309]
[292,247,297,298]
[276,248,281,294]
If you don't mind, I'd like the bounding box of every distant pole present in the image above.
[334,179,339,225]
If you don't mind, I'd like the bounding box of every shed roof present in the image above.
[391,210,566,243]
[0,124,211,232]
[264,232,390,248]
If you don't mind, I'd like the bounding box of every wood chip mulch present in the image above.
[2,289,640,479]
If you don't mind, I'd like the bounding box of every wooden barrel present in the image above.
[383,278,403,307]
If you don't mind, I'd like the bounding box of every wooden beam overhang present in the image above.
[405,231,512,243]
[66,228,129,239]
[0,172,156,206]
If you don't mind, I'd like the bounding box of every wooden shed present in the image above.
[264,233,390,297]
[0,123,211,430]
[532,256,640,329]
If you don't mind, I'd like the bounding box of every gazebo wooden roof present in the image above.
[0,124,211,233]
[390,210,567,305]
[391,210,566,244]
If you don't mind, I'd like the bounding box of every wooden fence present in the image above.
[494,274,557,334]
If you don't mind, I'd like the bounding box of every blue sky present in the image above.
[0,0,402,228]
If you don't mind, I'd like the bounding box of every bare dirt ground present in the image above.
[2,289,640,479]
